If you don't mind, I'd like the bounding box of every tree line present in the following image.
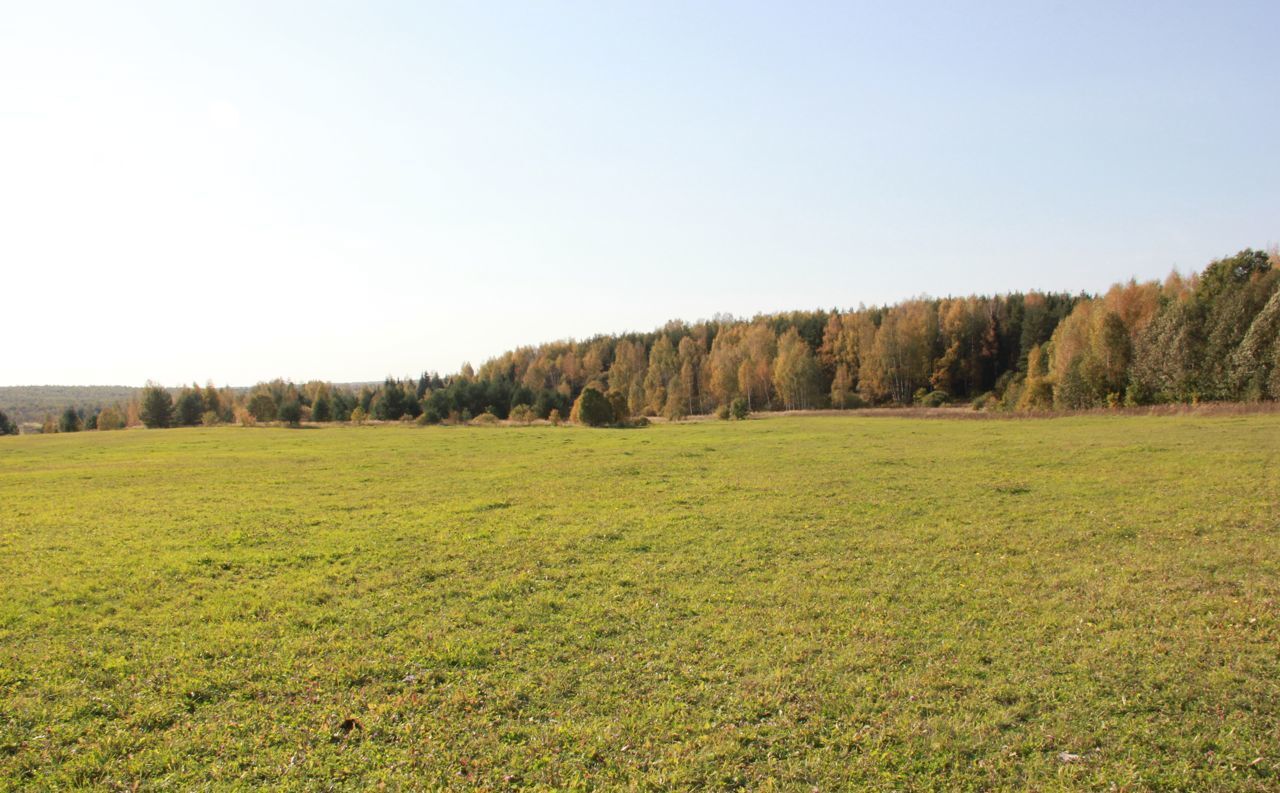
[9,249,1278,434]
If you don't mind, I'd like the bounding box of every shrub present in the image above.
[1124,383,1151,407]
[572,387,614,427]
[234,405,256,426]
[548,409,562,426]
[730,397,750,420]
[417,407,442,426]
[509,404,535,424]
[247,393,277,422]
[716,403,731,420]
[1000,375,1026,411]
[201,410,220,426]
[844,393,869,409]
[350,406,367,425]
[96,406,124,431]
[471,412,500,426]
[278,400,302,427]
[917,390,951,408]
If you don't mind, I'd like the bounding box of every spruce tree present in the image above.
[139,383,174,428]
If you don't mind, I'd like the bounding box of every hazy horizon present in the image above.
[3,1,1277,386]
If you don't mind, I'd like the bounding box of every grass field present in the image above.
[1,415,1278,790]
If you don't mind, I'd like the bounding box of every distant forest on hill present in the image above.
[3,248,1278,434]
[0,386,140,428]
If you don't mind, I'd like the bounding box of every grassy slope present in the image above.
[0,416,1277,790]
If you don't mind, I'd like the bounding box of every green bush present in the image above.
[1124,383,1151,407]
[247,392,277,422]
[571,387,614,427]
[730,397,750,420]
[917,390,950,408]
[278,400,302,427]
[95,407,124,431]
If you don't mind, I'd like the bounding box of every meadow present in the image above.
[0,414,1277,790]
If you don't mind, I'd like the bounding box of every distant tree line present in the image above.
[457,249,1279,417]
[6,249,1277,434]
[0,386,138,427]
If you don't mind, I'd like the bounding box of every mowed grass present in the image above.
[1,416,1278,791]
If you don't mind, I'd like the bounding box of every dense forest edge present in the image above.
[3,248,1279,435]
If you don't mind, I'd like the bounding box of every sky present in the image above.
[2,1,1278,386]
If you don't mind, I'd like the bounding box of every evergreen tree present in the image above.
[174,387,205,426]
[375,377,407,420]
[278,400,302,427]
[311,394,332,422]
[139,383,174,428]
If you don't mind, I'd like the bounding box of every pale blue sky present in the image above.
[2,1,1277,385]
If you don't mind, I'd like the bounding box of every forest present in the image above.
[4,248,1278,434]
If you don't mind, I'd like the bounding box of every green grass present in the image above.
[1,415,1278,790]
